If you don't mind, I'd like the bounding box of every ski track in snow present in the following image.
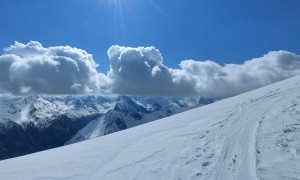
[0,76,300,179]
[214,95,280,180]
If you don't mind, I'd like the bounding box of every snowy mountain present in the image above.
[0,75,299,180]
[66,95,209,145]
[0,95,212,160]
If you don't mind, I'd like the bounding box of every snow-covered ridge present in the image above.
[0,75,299,179]
[0,94,213,160]
[0,95,212,124]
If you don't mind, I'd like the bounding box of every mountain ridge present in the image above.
[0,95,212,160]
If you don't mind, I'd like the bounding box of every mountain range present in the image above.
[0,94,215,160]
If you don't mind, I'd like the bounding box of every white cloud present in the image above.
[107,46,300,97]
[0,41,108,94]
[5,41,47,57]
[107,45,196,96]
[1,41,300,97]
[191,51,300,97]
[177,50,300,97]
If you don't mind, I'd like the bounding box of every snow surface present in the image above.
[1,76,300,179]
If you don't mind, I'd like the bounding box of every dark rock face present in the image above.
[0,121,35,160]
[115,118,127,130]
[0,114,101,161]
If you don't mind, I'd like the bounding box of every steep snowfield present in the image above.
[0,76,300,179]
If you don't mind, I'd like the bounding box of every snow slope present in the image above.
[0,75,300,179]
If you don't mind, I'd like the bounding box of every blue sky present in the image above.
[1,0,299,73]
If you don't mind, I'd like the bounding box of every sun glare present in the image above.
[92,0,164,35]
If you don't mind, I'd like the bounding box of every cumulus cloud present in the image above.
[177,50,300,97]
[106,46,300,97]
[1,41,300,97]
[0,41,108,94]
[107,45,196,96]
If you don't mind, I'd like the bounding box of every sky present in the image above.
[1,0,300,71]
[0,0,300,97]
